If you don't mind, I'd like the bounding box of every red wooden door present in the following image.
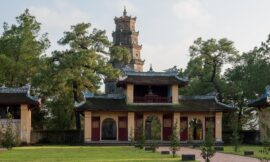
[205,117,215,138]
[180,117,188,141]
[92,116,100,141]
[163,114,173,141]
[118,116,128,141]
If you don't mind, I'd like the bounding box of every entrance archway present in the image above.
[189,118,203,140]
[102,118,117,140]
[145,115,161,140]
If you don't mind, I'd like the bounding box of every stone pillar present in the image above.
[20,104,31,144]
[172,84,179,104]
[173,112,181,140]
[215,112,223,142]
[84,111,92,143]
[126,84,134,104]
[128,112,135,140]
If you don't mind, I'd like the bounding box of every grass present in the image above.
[0,146,195,162]
[223,145,270,160]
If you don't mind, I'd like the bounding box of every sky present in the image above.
[1,0,270,71]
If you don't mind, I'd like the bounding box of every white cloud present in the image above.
[142,42,190,72]
[29,0,90,31]
[172,0,211,27]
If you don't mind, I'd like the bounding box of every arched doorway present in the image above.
[102,118,117,140]
[189,118,203,141]
[145,115,161,140]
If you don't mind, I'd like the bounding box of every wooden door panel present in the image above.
[118,116,128,141]
[92,116,100,141]
[180,117,188,141]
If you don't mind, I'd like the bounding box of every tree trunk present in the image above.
[73,81,81,130]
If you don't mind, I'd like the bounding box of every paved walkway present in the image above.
[157,147,260,162]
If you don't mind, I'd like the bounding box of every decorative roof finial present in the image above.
[123,6,127,16]
[149,64,153,72]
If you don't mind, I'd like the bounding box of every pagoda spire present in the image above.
[123,6,127,16]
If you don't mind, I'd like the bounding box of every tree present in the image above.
[201,123,215,162]
[182,37,238,100]
[223,36,270,130]
[230,116,241,152]
[136,124,145,149]
[170,122,180,157]
[0,9,49,87]
[149,116,161,152]
[34,22,131,130]
[1,113,15,149]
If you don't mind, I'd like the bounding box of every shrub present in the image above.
[170,122,180,157]
[2,113,16,149]
[201,123,215,162]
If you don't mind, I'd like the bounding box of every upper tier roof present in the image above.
[75,94,234,112]
[117,70,188,87]
[0,84,39,106]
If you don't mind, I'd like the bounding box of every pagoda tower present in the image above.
[112,7,144,72]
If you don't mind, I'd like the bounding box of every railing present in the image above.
[134,96,172,103]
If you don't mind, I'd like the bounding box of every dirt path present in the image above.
[157,147,260,162]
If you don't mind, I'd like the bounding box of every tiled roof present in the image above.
[75,95,234,112]
[248,86,270,107]
[0,85,39,106]
[117,71,188,86]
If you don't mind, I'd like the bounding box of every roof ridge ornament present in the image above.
[148,64,154,72]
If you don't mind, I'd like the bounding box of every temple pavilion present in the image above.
[75,9,234,144]
[0,85,39,144]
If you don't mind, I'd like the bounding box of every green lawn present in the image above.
[0,146,188,162]
[223,145,270,160]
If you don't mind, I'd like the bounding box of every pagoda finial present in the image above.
[123,6,127,16]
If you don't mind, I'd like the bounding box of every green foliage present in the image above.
[230,116,241,152]
[1,113,15,149]
[170,122,180,157]
[136,124,145,149]
[146,116,161,152]
[33,22,130,130]
[259,121,270,161]
[0,9,49,87]
[110,46,131,68]
[182,37,238,98]
[201,123,215,162]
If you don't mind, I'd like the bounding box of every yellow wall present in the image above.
[172,84,179,104]
[20,104,31,144]
[126,84,134,104]
[84,111,92,142]
[82,111,224,143]
[215,112,223,142]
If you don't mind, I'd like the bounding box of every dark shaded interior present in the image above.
[0,105,20,119]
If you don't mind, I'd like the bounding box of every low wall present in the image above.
[31,130,83,144]
[0,119,21,137]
